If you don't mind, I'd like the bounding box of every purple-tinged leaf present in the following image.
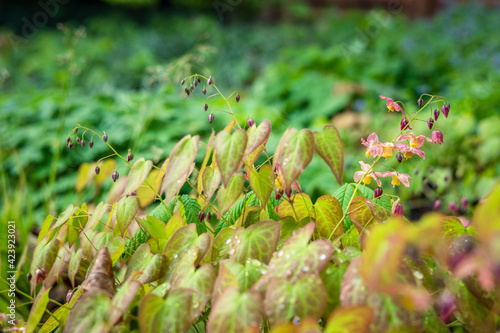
[202,165,221,200]
[82,202,108,234]
[30,238,61,294]
[116,196,138,236]
[275,193,315,222]
[124,157,153,195]
[125,243,165,284]
[207,287,263,333]
[212,228,236,262]
[82,248,115,298]
[161,134,199,203]
[275,128,314,196]
[324,305,374,333]
[243,119,271,164]
[49,204,78,232]
[164,212,184,240]
[230,221,281,264]
[314,195,343,239]
[26,287,51,333]
[110,279,142,326]
[313,124,344,185]
[63,290,111,333]
[39,287,83,333]
[247,164,274,208]
[68,248,83,288]
[215,129,247,187]
[321,262,348,317]
[217,173,245,216]
[68,208,88,247]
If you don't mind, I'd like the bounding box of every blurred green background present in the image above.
[1,0,500,248]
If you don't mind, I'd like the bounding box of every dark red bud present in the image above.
[400,118,410,131]
[448,201,459,214]
[66,290,73,303]
[89,140,94,148]
[95,166,100,175]
[27,272,32,281]
[197,77,201,83]
[432,130,443,144]
[208,113,214,123]
[394,203,404,216]
[194,80,198,87]
[112,171,119,182]
[433,183,438,190]
[434,108,440,121]
[433,200,441,210]
[417,98,424,107]
[74,128,78,134]
[374,187,383,199]
[76,137,80,144]
[66,137,70,143]
[206,212,211,221]
[444,175,449,181]
[35,267,47,286]
[103,133,108,143]
[427,118,434,130]
[441,104,450,118]
[396,152,403,163]
[202,88,207,95]
[185,88,190,96]
[207,78,213,85]
[67,143,72,150]
[236,94,240,103]
[190,86,194,92]
[181,79,185,86]
[131,191,137,196]
[81,139,85,148]
[127,152,134,162]
[461,197,468,208]
[247,118,255,127]
[198,211,205,222]
[204,103,208,112]
[414,168,419,175]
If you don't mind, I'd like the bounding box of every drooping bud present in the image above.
[374,187,383,199]
[444,175,449,181]
[74,128,78,134]
[76,137,81,144]
[198,211,205,222]
[81,139,86,148]
[247,118,255,127]
[208,113,215,123]
[67,143,72,150]
[206,212,211,221]
[448,201,459,214]
[417,98,424,107]
[66,137,71,143]
[194,80,198,87]
[207,78,213,85]
[433,183,438,190]
[190,85,194,92]
[427,118,434,130]
[103,132,108,143]
[66,290,73,303]
[112,171,119,182]
[27,272,32,281]
[433,200,441,210]
[434,108,440,121]
[236,94,240,103]
[95,166,100,175]
[35,267,47,286]
[441,104,450,118]
[432,130,443,144]
[127,150,134,162]
[400,118,410,130]
[181,79,185,86]
[202,88,207,95]
[461,197,468,208]
[131,191,137,196]
[396,152,403,163]
[414,168,419,175]
[275,189,283,201]
[393,203,404,216]
[197,77,201,83]
[185,88,190,96]
[204,103,208,111]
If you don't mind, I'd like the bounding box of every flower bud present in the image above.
[131,191,137,196]
[432,130,443,144]
[448,201,459,214]
[208,113,215,123]
[236,94,240,103]
[66,137,70,143]
[400,118,410,130]
[76,137,81,144]
[67,143,72,150]
[81,139,85,148]
[275,189,283,201]
[396,152,403,163]
[89,140,94,148]
[374,187,383,199]
[433,183,438,190]
[181,79,185,86]
[27,272,32,281]
[112,171,119,182]
[414,168,419,175]
[95,166,100,175]
[197,77,201,83]
[247,118,255,127]
[35,267,47,286]
[202,88,207,95]
[190,85,194,92]
[427,118,434,130]
[441,104,450,118]
[434,108,440,121]
[207,78,213,85]
[74,128,78,134]
[185,88,190,96]
[461,197,468,208]
[206,212,211,221]
[204,103,208,111]
[393,203,404,216]
[103,133,108,143]
[127,151,134,162]
[444,175,449,181]
[433,200,441,210]
[198,211,205,222]
[417,98,423,107]
[66,290,73,303]
[194,80,198,87]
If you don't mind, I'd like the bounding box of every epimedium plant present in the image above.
[12,74,500,333]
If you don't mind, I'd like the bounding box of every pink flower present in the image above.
[353,161,382,186]
[378,171,413,187]
[432,130,444,144]
[361,132,382,157]
[395,143,426,159]
[380,95,403,112]
[396,132,432,148]
[378,142,396,158]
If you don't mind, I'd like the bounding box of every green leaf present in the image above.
[116,196,139,236]
[243,119,272,164]
[217,173,245,216]
[110,280,142,326]
[26,287,51,333]
[49,204,78,231]
[442,216,467,242]
[333,183,375,230]
[68,208,88,247]
[349,196,393,238]
[36,214,53,244]
[30,239,61,294]
[139,290,194,333]
[164,213,184,240]
[275,128,314,196]
[39,287,83,333]
[212,227,236,262]
[275,193,315,222]
[63,291,111,333]
[207,287,263,333]
[178,194,205,234]
[124,157,153,195]
[216,260,267,297]
[125,244,165,284]
[215,129,247,187]
[202,165,221,201]
[313,124,344,185]
[137,216,167,241]
[68,248,83,288]
[230,221,281,265]
[325,306,374,333]
[265,274,326,326]
[320,263,348,317]
[83,202,109,234]
[248,164,274,208]
[161,134,199,203]
[472,182,500,242]
[314,195,344,239]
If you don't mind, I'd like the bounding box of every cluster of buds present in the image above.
[355,95,450,217]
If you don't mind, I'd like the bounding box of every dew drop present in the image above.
[413,271,424,280]
[301,266,309,272]
[225,239,231,245]
[319,254,327,261]
[277,250,284,257]
[173,253,178,259]
[279,303,285,310]
[285,254,290,260]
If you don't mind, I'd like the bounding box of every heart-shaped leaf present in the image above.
[207,287,263,333]
[36,214,53,244]
[325,306,374,333]
[247,164,274,207]
[230,221,281,264]
[314,195,343,239]
[161,134,199,203]
[217,173,245,216]
[68,248,83,288]
[265,274,326,326]
[110,279,142,326]
[215,260,267,299]
[275,128,314,196]
[124,158,153,195]
[125,243,165,284]
[215,129,247,187]
[82,202,108,234]
[137,215,167,241]
[26,287,51,333]
[68,208,88,247]
[116,196,139,236]
[49,204,78,232]
[63,290,111,333]
[313,125,344,185]
[30,238,61,294]
[202,165,221,200]
[275,193,315,223]
[165,212,184,240]
[243,119,271,164]
[212,227,236,262]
